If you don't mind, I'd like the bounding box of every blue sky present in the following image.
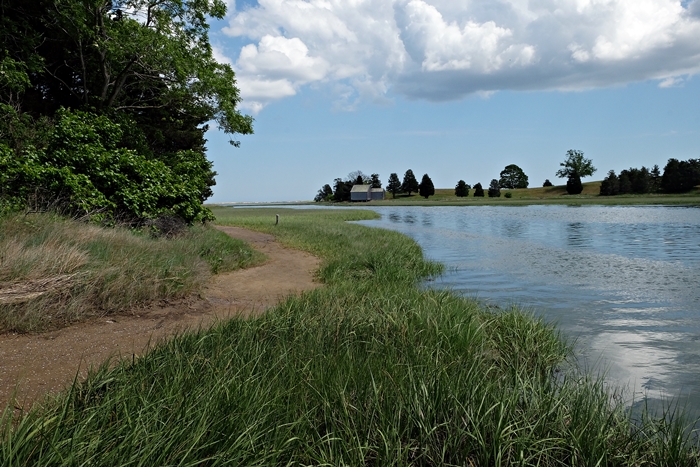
[205,0,700,203]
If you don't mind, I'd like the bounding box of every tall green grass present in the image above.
[2,208,699,465]
[0,213,263,332]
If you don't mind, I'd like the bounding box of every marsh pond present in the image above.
[351,204,700,417]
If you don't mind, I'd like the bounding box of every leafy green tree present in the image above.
[555,150,596,195]
[314,184,333,202]
[401,169,419,196]
[473,182,484,197]
[455,180,470,197]
[0,0,252,222]
[542,179,553,187]
[499,164,529,189]
[370,173,382,188]
[488,179,501,198]
[418,174,435,199]
[387,173,402,198]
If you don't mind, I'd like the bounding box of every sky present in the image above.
[204,0,700,203]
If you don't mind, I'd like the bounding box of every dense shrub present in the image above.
[0,107,215,223]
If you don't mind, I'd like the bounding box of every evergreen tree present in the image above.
[387,173,402,198]
[314,184,333,202]
[543,179,553,187]
[473,183,484,197]
[618,171,632,194]
[370,173,382,188]
[418,174,435,199]
[650,165,662,193]
[455,180,470,197]
[599,170,620,196]
[401,169,419,196]
[488,179,501,197]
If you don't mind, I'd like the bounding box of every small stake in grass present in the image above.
[275,214,280,225]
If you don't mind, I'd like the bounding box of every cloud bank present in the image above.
[222,0,700,112]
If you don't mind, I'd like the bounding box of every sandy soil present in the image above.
[0,225,321,411]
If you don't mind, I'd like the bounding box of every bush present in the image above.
[566,176,583,195]
[504,191,512,198]
[0,107,215,224]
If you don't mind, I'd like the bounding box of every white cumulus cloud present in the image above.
[220,0,700,110]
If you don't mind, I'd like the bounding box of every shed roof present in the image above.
[350,185,371,193]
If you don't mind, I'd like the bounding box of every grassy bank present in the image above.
[2,208,699,465]
[324,181,700,206]
[0,213,263,332]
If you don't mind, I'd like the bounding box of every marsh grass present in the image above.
[2,208,699,465]
[0,213,263,332]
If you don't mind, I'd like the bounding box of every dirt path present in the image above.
[0,226,321,410]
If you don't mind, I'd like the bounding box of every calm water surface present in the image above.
[355,205,700,415]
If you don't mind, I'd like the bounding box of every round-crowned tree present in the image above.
[473,182,484,197]
[542,179,553,187]
[499,164,529,189]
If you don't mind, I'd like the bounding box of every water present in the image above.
[354,205,700,416]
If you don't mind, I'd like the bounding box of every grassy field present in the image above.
[333,181,700,206]
[2,207,698,466]
[0,213,264,332]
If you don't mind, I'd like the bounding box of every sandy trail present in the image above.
[0,225,321,410]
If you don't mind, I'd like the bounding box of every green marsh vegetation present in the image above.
[2,208,699,465]
[0,213,263,332]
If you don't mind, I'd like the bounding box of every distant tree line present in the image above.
[600,159,700,196]
[315,169,436,201]
[314,153,700,202]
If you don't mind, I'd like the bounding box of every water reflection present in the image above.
[356,205,700,417]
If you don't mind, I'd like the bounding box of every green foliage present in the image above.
[401,169,419,195]
[455,179,470,197]
[473,182,484,197]
[662,158,700,193]
[556,150,596,195]
[387,173,402,198]
[543,179,553,187]
[0,107,215,222]
[499,163,529,189]
[504,191,512,198]
[418,173,435,199]
[0,0,252,220]
[600,170,620,196]
[314,184,334,202]
[488,179,501,197]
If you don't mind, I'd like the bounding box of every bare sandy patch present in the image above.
[0,225,321,410]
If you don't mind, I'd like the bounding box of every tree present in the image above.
[401,169,419,196]
[347,170,370,185]
[661,158,700,193]
[555,150,596,195]
[473,182,484,197]
[488,179,501,198]
[386,173,402,198]
[650,165,662,193]
[599,170,620,196]
[618,171,632,194]
[455,180,470,197]
[543,179,553,187]
[418,173,435,199]
[0,0,253,222]
[370,173,382,188]
[333,178,350,202]
[314,184,333,202]
[499,164,529,189]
